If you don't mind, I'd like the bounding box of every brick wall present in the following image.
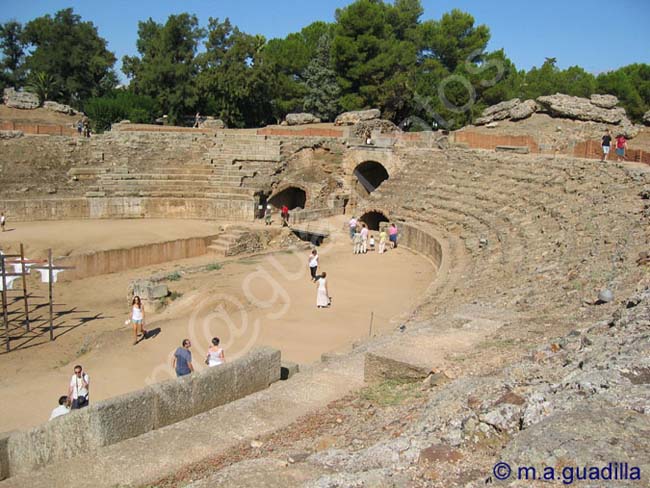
[0,121,76,136]
[453,131,540,152]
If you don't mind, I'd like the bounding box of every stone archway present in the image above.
[353,161,390,194]
[359,210,390,231]
[268,186,307,210]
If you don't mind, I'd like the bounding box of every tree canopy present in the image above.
[0,2,648,129]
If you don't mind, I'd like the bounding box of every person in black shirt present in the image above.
[601,130,612,162]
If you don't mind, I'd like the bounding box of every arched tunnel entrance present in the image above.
[353,161,389,194]
[359,211,390,231]
[268,186,307,210]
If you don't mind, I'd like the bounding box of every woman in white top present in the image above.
[206,337,225,367]
[316,271,330,308]
[308,249,319,281]
[131,295,146,345]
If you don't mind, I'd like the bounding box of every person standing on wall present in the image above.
[601,129,612,162]
[615,134,627,162]
[389,223,399,249]
[68,365,90,409]
[308,249,319,281]
[172,339,194,377]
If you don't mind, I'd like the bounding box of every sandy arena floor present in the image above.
[0,218,434,431]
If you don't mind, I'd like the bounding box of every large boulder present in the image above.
[200,117,225,129]
[509,99,539,121]
[43,100,78,115]
[590,93,619,109]
[285,113,321,126]
[3,88,40,110]
[351,119,401,138]
[475,99,523,125]
[536,93,627,124]
[334,109,381,126]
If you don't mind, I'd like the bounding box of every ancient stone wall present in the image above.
[0,347,281,479]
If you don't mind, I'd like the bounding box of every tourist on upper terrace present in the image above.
[360,223,369,253]
[49,395,71,420]
[316,271,330,308]
[615,134,627,162]
[193,112,201,128]
[378,228,387,254]
[601,130,612,162]
[348,216,357,239]
[281,205,289,226]
[131,295,147,345]
[309,249,319,281]
[68,365,90,409]
[173,339,194,377]
[389,223,398,249]
[206,337,225,367]
[76,119,83,135]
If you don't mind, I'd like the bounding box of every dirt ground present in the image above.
[0,218,434,432]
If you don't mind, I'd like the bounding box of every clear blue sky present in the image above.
[2,0,649,80]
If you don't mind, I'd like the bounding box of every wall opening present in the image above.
[268,186,307,210]
[359,211,389,231]
[353,161,389,194]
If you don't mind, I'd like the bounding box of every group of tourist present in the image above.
[601,130,627,162]
[49,364,90,420]
[306,248,330,308]
[348,216,398,255]
[76,117,91,138]
[172,336,225,377]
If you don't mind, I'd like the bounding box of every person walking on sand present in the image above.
[369,234,375,252]
[316,271,330,308]
[615,134,627,162]
[173,339,194,377]
[0,212,5,232]
[378,228,387,254]
[348,216,358,240]
[360,224,369,253]
[601,130,612,162]
[68,365,89,409]
[206,337,225,367]
[308,249,319,281]
[130,295,147,345]
[389,223,398,249]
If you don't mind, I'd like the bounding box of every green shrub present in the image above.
[166,271,182,281]
[83,90,157,132]
[206,262,222,271]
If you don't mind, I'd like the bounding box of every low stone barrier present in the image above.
[397,222,443,268]
[0,196,255,222]
[0,347,281,479]
[289,206,345,225]
[57,234,219,281]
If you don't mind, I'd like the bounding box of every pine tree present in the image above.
[302,35,340,121]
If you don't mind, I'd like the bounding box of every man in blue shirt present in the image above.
[172,339,194,377]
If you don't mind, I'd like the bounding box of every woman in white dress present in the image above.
[206,337,225,367]
[316,271,330,308]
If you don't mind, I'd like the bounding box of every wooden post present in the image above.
[1,255,9,352]
[368,311,374,338]
[20,244,30,331]
[48,248,54,341]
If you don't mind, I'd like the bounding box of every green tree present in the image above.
[302,34,340,121]
[123,13,204,124]
[0,20,25,89]
[22,9,116,106]
[332,0,420,120]
[598,64,650,122]
[196,18,274,127]
[27,71,61,103]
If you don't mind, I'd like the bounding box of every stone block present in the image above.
[153,375,194,428]
[6,408,94,476]
[89,387,157,447]
[0,432,10,480]
[3,88,39,109]
[192,362,237,414]
[364,352,431,383]
[150,284,169,299]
